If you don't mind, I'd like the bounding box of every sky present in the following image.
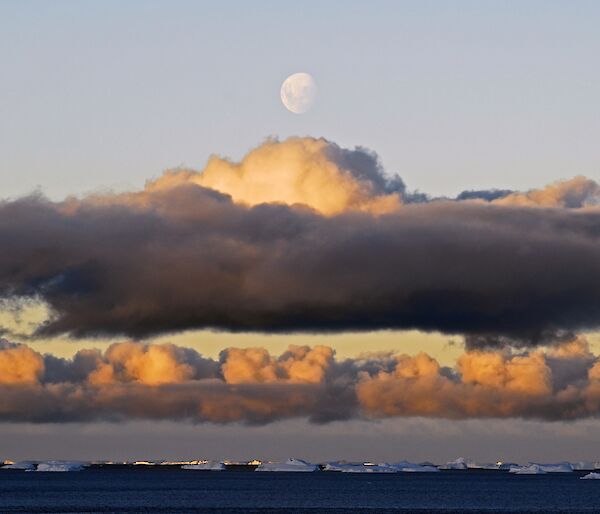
[0,0,600,463]
[2,1,600,199]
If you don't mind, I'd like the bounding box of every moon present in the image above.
[280,72,317,114]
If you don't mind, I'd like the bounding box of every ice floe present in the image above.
[255,458,317,472]
[581,472,600,479]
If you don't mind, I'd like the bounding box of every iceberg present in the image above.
[392,460,439,473]
[255,458,317,472]
[509,464,547,475]
[36,461,86,472]
[344,464,397,473]
[581,472,600,480]
[467,462,502,470]
[181,461,225,471]
[2,461,37,471]
[534,462,573,473]
[323,461,396,473]
[322,461,352,472]
[571,461,598,470]
[440,457,503,470]
[439,457,470,470]
[496,462,520,470]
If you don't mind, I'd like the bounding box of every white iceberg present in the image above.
[36,461,86,472]
[581,472,600,479]
[255,458,317,472]
[181,460,225,471]
[392,460,439,472]
[509,464,547,474]
[2,461,37,471]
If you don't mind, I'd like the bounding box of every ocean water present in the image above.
[0,468,599,513]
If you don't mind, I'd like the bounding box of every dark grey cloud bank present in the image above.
[0,137,598,346]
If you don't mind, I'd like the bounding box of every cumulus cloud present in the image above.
[0,339,44,384]
[146,137,406,215]
[494,176,600,208]
[1,339,600,423]
[220,345,333,384]
[0,137,599,345]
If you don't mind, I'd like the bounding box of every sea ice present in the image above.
[255,458,317,472]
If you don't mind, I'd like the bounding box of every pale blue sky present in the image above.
[1,0,598,201]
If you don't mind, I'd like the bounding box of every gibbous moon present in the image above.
[280,72,317,114]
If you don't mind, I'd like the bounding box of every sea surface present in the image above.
[0,468,599,513]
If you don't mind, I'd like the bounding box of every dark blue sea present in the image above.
[1,468,599,513]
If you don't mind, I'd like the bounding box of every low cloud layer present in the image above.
[0,137,599,344]
[3,338,600,423]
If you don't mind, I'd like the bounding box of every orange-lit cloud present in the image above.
[1,338,600,424]
[0,340,44,384]
[146,138,404,216]
[494,176,600,208]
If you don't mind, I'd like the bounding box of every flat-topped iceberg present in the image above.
[530,462,573,473]
[2,461,36,471]
[255,458,317,472]
[581,472,600,479]
[36,461,86,472]
[509,464,547,475]
[181,461,224,471]
[392,461,439,472]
